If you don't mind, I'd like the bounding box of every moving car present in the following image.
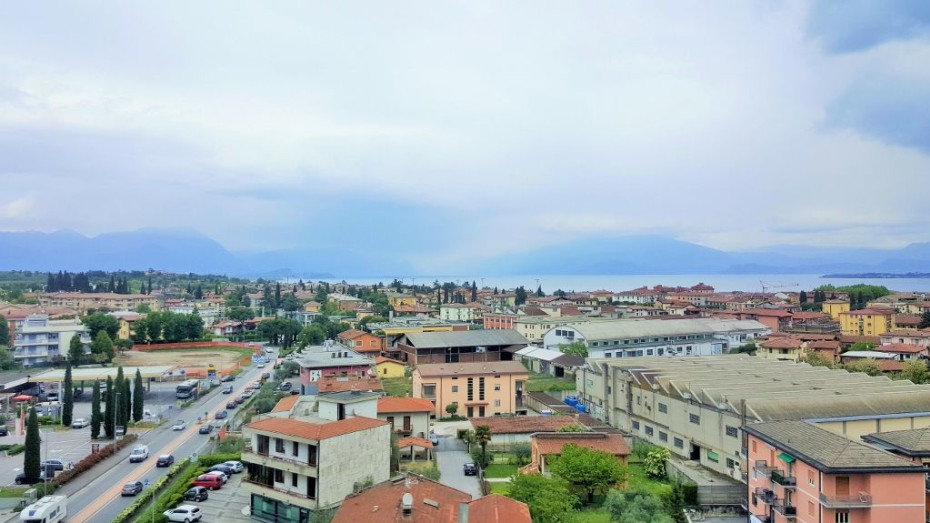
[429,432,440,446]
[463,463,478,476]
[191,474,223,490]
[223,460,244,473]
[214,410,228,420]
[173,420,187,431]
[198,424,213,435]
[121,481,144,496]
[71,418,89,429]
[226,401,237,409]
[163,504,203,522]
[183,486,209,502]
[41,459,65,471]
[235,395,245,404]
[221,385,233,394]
[129,445,149,463]
[241,390,253,398]
[256,362,265,368]
[156,454,175,467]
[261,372,271,380]
[221,375,235,382]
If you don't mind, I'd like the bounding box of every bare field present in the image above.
[115,348,247,369]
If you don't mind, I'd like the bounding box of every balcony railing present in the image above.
[243,447,317,468]
[754,487,775,505]
[771,470,796,488]
[243,477,315,500]
[773,502,797,519]
[819,492,872,508]
[753,460,777,478]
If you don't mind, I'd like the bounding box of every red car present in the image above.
[191,474,224,490]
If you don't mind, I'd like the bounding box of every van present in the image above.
[129,446,149,463]
[19,495,67,523]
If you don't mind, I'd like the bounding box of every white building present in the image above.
[541,318,769,359]
[439,303,479,322]
[13,314,89,366]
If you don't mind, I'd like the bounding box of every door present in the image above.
[467,406,474,417]
[835,476,849,496]
[403,416,411,433]
[478,407,485,417]
[690,444,701,461]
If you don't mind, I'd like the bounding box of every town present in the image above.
[1,272,930,523]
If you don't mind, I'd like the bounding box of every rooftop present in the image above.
[562,318,768,342]
[862,428,930,457]
[247,415,389,441]
[533,432,631,456]
[317,376,384,393]
[469,415,583,434]
[403,330,529,349]
[744,420,924,474]
[415,361,529,378]
[377,397,435,413]
[271,395,300,413]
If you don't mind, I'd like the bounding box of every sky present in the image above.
[0,0,928,271]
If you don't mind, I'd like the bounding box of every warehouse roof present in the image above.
[562,318,768,341]
[403,330,529,349]
[31,365,175,383]
[862,428,930,457]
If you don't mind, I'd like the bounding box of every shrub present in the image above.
[456,429,468,440]
[643,447,671,479]
[196,452,242,467]
[113,459,191,523]
[52,434,138,486]
[6,444,25,455]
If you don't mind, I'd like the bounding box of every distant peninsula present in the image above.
[822,272,930,279]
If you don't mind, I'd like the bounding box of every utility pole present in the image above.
[114,391,120,440]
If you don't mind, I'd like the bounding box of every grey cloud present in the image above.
[806,0,930,53]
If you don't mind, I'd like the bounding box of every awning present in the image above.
[778,452,795,463]
[12,395,33,402]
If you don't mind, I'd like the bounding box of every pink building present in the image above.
[745,420,927,523]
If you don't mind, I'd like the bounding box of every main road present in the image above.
[63,348,273,523]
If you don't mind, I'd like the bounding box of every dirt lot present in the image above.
[115,348,247,369]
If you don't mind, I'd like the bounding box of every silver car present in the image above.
[172,420,187,431]
[223,460,244,473]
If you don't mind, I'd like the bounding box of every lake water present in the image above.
[305,274,930,293]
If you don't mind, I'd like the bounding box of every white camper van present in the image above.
[19,495,67,523]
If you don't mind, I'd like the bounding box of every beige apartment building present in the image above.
[38,292,159,313]
[413,361,529,418]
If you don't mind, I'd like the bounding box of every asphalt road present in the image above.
[63,349,273,523]
[435,436,482,499]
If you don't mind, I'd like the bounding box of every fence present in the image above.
[131,341,256,351]
[183,355,253,378]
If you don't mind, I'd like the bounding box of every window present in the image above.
[308,445,317,467]
[659,431,668,442]
[726,458,736,469]
[292,441,299,456]
[835,512,849,523]
[632,420,640,430]
[422,385,436,398]
[386,416,395,429]
[636,396,641,405]
[751,440,757,453]
[689,413,700,424]
[467,378,474,401]
[275,438,285,452]
[275,469,284,482]
[726,426,738,438]
[494,384,500,391]
[605,353,612,358]
[451,385,458,393]
[292,472,298,487]
[479,377,485,401]
[808,470,815,486]
[494,399,501,407]
[674,438,684,449]
[658,402,667,413]
[645,426,654,436]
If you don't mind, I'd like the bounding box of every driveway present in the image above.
[434,436,482,499]
[195,472,252,522]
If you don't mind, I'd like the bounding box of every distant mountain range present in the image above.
[0,229,928,277]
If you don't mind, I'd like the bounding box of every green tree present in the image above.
[798,290,807,303]
[122,378,131,428]
[800,350,834,369]
[68,334,84,363]
[848,341,876,353]
[194,284,203,300]
[281,293,301,312]
[918,311,930,329]
[227,306,255,322]
[445,402,459,418]
[82,313,120,340]
[104,376,115,438]
[62,363,74,426]
[114,367,126,430]
[536,285,545,297]
[515,286,528,306]
[901,359,929,384]
[666,482,688,523]
[550,444,627,503]
[132,369,144,422]
[604,489,674,523]
[506,473,578,523]
[91,331,115,363]
[0,313,8,344]
[23,407,41,482]
[844,358,883,376]
[0,345,16,370]
[298,324,326,348]
[474,425,492,454]
[643,447,671,479]
[91,380,101,439]
[559,341,588,358]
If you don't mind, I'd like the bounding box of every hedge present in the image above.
[196,452,242,467]
[113,458,190,523]
[133,452,242,523]
[6,444,25,455]
[51,434,138,487]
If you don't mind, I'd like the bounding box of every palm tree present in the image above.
[475,425,492,454]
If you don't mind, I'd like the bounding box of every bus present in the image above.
[175,379,200,399]
[20,495,67,523]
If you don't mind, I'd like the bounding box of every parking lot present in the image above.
[191,468,252,522]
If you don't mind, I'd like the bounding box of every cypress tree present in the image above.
[122,379,131,427]
[133,369,144,422]
[104,376,115,438]
[91,380,101,439]
[24,407,40,482]
[114,367,126,429]
[62,363,74,426]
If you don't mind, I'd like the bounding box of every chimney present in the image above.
[401,493,413,516]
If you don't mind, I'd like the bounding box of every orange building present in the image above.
[412,361,528,418]
[746,420,926,523]
[337,329,384,355]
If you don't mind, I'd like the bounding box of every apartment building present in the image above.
[296,343,372,393]
[37,292,159,313]
[880,329,930,348]
[413,361,528,418]
[839,309,895,336]
[746,420,926,523]
[542,318,769,358]
[576,356,930,481]
[376,397,434,437]
[242,393,391,522]
[822,300,851,321]
[439,303,482,322]
[336,329,384,355]
[13,314,89,366]
[397,330,528,365]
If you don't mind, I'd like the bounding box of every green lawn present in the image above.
[526,372,576,393]
[574,509,611,523]
[489,482,510,495]
[382,378,413,397]
[484,463,518,478]
[626,463,673,498]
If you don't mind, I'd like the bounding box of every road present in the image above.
[435,436,482,499]
[64,348,274,523]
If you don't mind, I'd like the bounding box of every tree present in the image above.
[515,286,528,306]
[643,447,671,479]
[194,284,203,300]
[91,380,101,439]
[471,281,478,303]
[901,359,930,384]
[506,473,578,523]
[133,369,144,422]
[559,341,588,358]
[604,489,674,523]
[114,367,125,429]
[844,358,883,376]
[82,313,120,340]
[68,334,84,363]
[799,290,807,303]
[281,293,301,312]
[919,311,930,329]
[0,346,16,370]
[227,306,255,322]
[122,378,131,428]
[445,403,459,418]
[91,331,115,363]
[0,313,8,344]
[474,425,492,454]
[23,407,40,483]
[298,324,326,348]
[848,341,876,352]
[666,482,688,523]
[536,285,545,297]
[62,363,74,426]
[104,376,115,438]
[800,350,834,368]
[549,444,627,503]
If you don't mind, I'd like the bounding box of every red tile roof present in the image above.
[469,416,582,434]
[338,329,371,340]
[334,475,471,523]
[878,343,927,354]
[318,376,384,393]
[396,436,434,449]
[533,432,631,456]
[809,340,841,350]
[742,309,793,318]
[377,397,435,413]
[248,415,388,441]
[271,395,300,413]
[760,337,804,349]
[375,356,404,365]
[467,494,531,523]
[842,309,895,316]
[894,314,923,326]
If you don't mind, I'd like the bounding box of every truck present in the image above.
[19,495,67,523]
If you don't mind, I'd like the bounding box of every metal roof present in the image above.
[404,330,529,349]
[515,347,564,362]
[30,365,176,382]
[563,318,768,341]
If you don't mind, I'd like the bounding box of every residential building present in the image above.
[746,420,926,523]
[13,314,89,366]
[303,301,322,312]
[541,318,769,359]
[526,432,630,474]
[367,318,469,350]
[483,312,517,330]
[296,342,372,393]
[880,329,930,347]
[108,311,143,340]
[392,304,436,316]
[840,350,904,372]
[374,356,405,379]
[575,355,930,480]
[823,299,851,320]
[316,375,383,394]
[327,293,364,312]
[509,315,609,344]
[468,415,588,445]
[513,346,584,378]
[383,292,416,308]
[439,303,481,322]
[839,309,896,336]
[336,329,383,355]
[757,337,807,362]
[413,361,529,418]
[714,309,794,333]
[333,474,530,523]
[397,330,529,365]
[242,393,391,521]
[37,292,159,314]
[892,314,923,330]
[377,397,434,437]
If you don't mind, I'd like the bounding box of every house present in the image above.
[892,314,923,330]
[439,303,481,322]
[413,361,529,418]
[397,330,529,365]
[880,330,930,348]
[468,415,586,445]
[212,321,243,337]
[526,432,631,474]
[757,337,807,362]
[241,393,391,518]
[337,329,384,355]
[839,350,904,372]
[745,420,926,523]
[377,397,434,438]
[393,304,436,317]
[333,474,530,523]
[316,375,383,394]
[108,311,143,340]
[808,340,842,363]
[374,356,405,379]
[37,292,159,314]
[303,301,322,313]
[296,343,373,393]
[384,292,417,308]
[731,309,793,333]
[839,309,895,337]
[513,346,585,378]
[327,293,364,312]
[874,343,928,360]
[13,314,90,366]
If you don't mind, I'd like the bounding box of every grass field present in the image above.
[526,372,576,393]
[626,463,674,498]
[382,377,413,397]
[489,482,510,495]
[484,463,518,478]
[574,509,611,523]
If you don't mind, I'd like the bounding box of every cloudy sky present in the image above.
[0,1,928,268]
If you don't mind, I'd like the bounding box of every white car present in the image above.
[172,420,187,431]
[256,363,265,368]
[204,470,228,483]
[163,504,202,522]
[223,460,244,473]
[129,445,149,463]
[71,418,89,429]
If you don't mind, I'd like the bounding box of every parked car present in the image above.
[0,425,8,436]
[235,395,245,404]
[129,445,149,463]
[278,382,292,391]
[121,481,144,496]
[290,390,300,395]
[221,375,235,382]
[241,390,253,398]
[173,420,187,431]
[41,459,65,471]
[256,362,265,368]
[463,463,478,476]
[191,474,223,490]
[156,454,175,467]
[14,470,52,485]
[265,347,274,354]
[261,372,271,380]
[198,424,213,435]
[214,410,228,420]
[207,464,235,476]
[223,460,244,473]
[429,432,439,446]
[183,486,209,502]
[71,418,89,429]
[221,385,233,394]
[163,504,203,522]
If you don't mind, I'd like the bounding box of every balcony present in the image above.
[753,460,777,478]
[819,492,872,509]
[242,477,317,507]
[771,470,796,488]
[242,447,317,476]
[754,487,775,505]
[772,502,797,519]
